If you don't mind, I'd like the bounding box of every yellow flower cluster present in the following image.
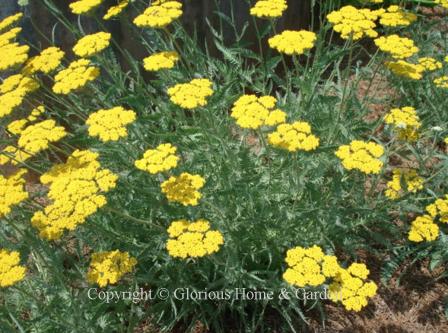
[69,0,103,15]
[0,12,22,32]
[86,106,136,142]
[0,28,29,71]
[327,6,383,40]
[167,78,213,109]
[408,215,439,242]
[6,106,46,136]
[161,172,205,206]
[0,146,32,166]
[104,0,129,20]
[31,150,118,240]
[0,249,26,288]
[374,35,419,60]
[418,57,442,71]
[166,219,224,258]
[87,250,137,287]
[426,195,448,224]
[335,140,384,174]
[143,51,179,71]
[434,0,448,9]
[135,143,179,174]
[268,121,320,152]
[53,59,100,94]
[134,0,183,28]
[17,120,67,155]
[250,0,287,19]
[268,30,316,55]
[73,32,112,57]
[434,76,448,88]
[329,263,378,312]
[0,169,28,218]
[379,6,417,27]
[384,106,421,141]
[283,245,339,287]
[386,60,424,80]
[23,46,65,74]
[0,74,39,118]
[385,169,424,200]
[230,94,286,129]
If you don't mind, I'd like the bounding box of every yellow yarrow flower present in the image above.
[327,6,384,40]
[250,0,287,19]
[135,143,179,174]
[268,30,316,55]
[434,0,448,9]
[166,219,224,258]
[0,27,22,47]
[31,150,118,240]
[22,46,65,75]
[133,0,182,28]
[379,6,417,27]
[426,194,448,224]
[27,105,46,122]
[374,35,419,60]
[161,172,205,206]
[73,32,111,57]
[231,94,286,129]
[335,140,384,174]
[434,76,448,88]
[328,263,377,312]
[0,74,39,119]
[268,121,320,152]
[385,169,423,200]
[104,0,129,20]
[0,169,28,218]
[418,57,442,72]
[87,250,136,287]
[384,106,421,141]
[0,13,23,32]
[69,0,103,15]
[86,106,136,142]
[167,78,213,109]
[53,59,100,94]
[7,119,28,135]
[408,215,439,242]
[0,249,26,288]
[0,146,32,166]
[386,60,424,80]
[143,51,179,71]
[0,42,29,71]
[17,120,67,155]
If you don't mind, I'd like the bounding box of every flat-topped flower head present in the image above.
[0,13,23,32]
[385,169,424,200]
[408,215,439,242]
[135,143,179,174]
[18,120,67,155]
[268,121,320,152]
[104,0,129,20]
[418,57,442,72]
[435,0,448,9]
[134,0,182,28]
[327,6,384,40]
[0,42,29,71]
[426,194,448,224]
[384,106,421,141]
[73,32,111,57]
[0,146,32,166]
[0,249,26,288]
[86,106,136,142]
[53,59,100,94]
[87,250,137,287]
[70,0,103,15]
[268,30,316,55]
[231,94,286,129]
[329,263,377,312]
[144,51,179,71]
[250,0,287,19]
[335,140,384,174]
[0,74,39,119]
[23,47,65,74]
[434,76,448,88]
[374,35,419,59]
[7,119,29,135]
[0,169,28,218]
[167,78,213,109]
[379,6,417,27]
[386,60,424,80]
[166,219,224,258]
[161,172,205,206]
